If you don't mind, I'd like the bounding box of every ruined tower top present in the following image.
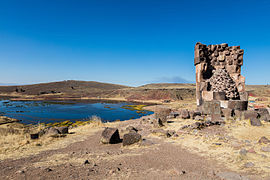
[194,42,248,111]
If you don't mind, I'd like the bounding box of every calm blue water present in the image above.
[0,100,153,124]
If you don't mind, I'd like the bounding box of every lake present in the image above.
[0,100,153,124]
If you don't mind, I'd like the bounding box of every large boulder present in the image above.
[154,107,171,124]
[46,127,60,137]
[56,127,69,134]
[123,132,141,146]
[100,127,121,144]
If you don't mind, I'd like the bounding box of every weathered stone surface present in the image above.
[261,146,270,152]
[122,132,141,146]
[180,109,190,119]
[190,110,201,119]
[257,108,270,122]
[154,107,171,124]
[194,42,248,115]
[100,127,121,144]
[194,115,204,121]
[208,69,239,100]
[202,101,221,115]
[56,127,69,134]
[153,118,164,127]
[243,110,259,120]
[30,133,39,139]
[46,127,60,137]
[228,100,248,111]
[126,126,138,133]
[250,118,262,126]
[234,110,243,119]
[221,108,233,119]
[258,136,270,144]
[213,92,226,100]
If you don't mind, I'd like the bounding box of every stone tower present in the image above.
[194,42,248,111]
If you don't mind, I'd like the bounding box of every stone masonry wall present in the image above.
[194,42,248,111]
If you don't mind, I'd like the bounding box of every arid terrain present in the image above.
[0,82,270,179]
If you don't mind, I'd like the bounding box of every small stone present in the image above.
[261,146,270,152]
[84,160,90,164]
[239,149,247,156]
[126,126,138,133]
[244,162,254,168]
[180,109,190,119]
[258,136,270,144]
[194,116,204,121]
[248,148,256,153]
[250,118,262,126]
[45,168,52,172]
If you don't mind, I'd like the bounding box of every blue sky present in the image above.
[0,0,270,86]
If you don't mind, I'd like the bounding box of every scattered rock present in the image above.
[100,127,121,144]
[126,126,138,133]
[244,162,254,168]
[56,127,69,134]
[180,109,190,119]
[30,133,39,139]
[46,127,60,137]
[45,168,52,172]
[247,148,256,153]
[258,108,270,122]
[239,149,247,156]
[243,110,259,120]
[154,107,171,124]
[166,130,176,137]
[231,141,242,149]
[194,115,204,121]
[168,111,180,119]
[151,129,173,138]
[84,160,90,164]
[123,132,141,146]
[258,136,270,144]
[250,118,262,126]
[261,146,270,152]
[190,110,201,119]
[153,118,164,127]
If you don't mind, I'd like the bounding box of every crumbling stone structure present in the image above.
[194,42,248,112]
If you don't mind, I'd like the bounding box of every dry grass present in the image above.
[149,116,270,177]
[0,117,112,160]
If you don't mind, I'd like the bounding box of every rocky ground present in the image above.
[0,108,269,180]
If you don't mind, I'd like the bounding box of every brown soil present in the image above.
[0,116,261,180]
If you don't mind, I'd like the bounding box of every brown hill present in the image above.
[0,80,129,99]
